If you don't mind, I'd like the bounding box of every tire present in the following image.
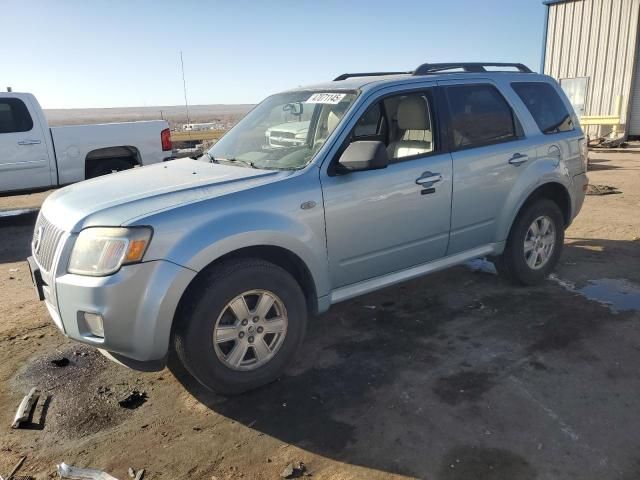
[493,199,564,286]
[172,258,307,395]
[87,158,134,178]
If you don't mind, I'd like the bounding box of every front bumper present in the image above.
[39,258,196,365]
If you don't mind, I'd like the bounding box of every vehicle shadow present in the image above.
[170,237,640,478]
[0,212,37,264]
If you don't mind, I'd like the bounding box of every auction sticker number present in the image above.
[305,93,346,104]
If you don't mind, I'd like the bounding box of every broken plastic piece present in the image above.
[11,389,39,429]
[118,390,147,410]
[57,463,119,480]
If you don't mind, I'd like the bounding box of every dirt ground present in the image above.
[0,152,639,480]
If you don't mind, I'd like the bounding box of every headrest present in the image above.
[397,96,429,130]
[327,111,341,133]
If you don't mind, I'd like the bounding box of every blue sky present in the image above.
[2,0,546,109]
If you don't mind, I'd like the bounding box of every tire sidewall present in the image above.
[177,261,307,393]
[507,199,564,285]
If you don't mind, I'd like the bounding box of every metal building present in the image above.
[542,0,640,138]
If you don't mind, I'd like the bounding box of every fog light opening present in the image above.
[82,312,104,338]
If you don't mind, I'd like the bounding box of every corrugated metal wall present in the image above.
[543,0,640,136]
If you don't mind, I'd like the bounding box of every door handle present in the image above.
[415,172,443,186]
[508,153,528,166]
[18,139,42,146]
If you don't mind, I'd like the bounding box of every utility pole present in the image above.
[180,51,192,140]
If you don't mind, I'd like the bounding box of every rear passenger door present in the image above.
[0,96,52,192]
[439,81,537,254]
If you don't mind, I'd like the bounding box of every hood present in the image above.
[267,121,310,135]
[42,158,288,232]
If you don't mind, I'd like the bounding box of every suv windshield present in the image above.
[208,90,358,170]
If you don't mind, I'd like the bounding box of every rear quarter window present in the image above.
[0,98,34,134]
[445,84,518,150]
[511,82,574,134]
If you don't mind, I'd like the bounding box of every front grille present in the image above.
[33,213,65,272]
[270,131,295,139]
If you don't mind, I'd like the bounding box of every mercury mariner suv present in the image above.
[28,62,588,394]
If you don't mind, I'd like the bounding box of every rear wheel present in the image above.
[172,259,307,395]
[493,199,564,285]
[87,157,134,178]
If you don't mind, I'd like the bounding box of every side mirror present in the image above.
[337,141,389,173]
[283,102,303,116]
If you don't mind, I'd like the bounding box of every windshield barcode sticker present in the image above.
[305,93,346,104]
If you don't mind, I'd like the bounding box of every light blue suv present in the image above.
[28,62,588,394]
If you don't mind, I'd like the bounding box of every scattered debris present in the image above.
[127,468,135,478]
[280,464,294,479]
[363,305,376,310]
[51,357,70,368]
[9,268,19,273]
[2,456,27,480]
[11,388,40,429]
[118,390,147,410]
[280,462,307,479]
[586,184,621,195]
[57,463,119,480]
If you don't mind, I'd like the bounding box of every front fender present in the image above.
[495,158,571,244]
[145,207,331,300]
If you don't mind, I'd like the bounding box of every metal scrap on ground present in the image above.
[11,388,39,429]
[117,390,147,409]
[0,456,28,480]
[586,184,621,195]
[57,463,119,480]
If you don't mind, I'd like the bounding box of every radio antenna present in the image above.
[180,51,192,131]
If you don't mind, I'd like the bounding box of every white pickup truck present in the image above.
[0,92,172,194]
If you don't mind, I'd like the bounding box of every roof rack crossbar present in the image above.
[413,62,532,75]
[333,71,411,81]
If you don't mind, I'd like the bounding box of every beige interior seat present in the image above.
[388,96,433,159]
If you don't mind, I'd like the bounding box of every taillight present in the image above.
[161,128,172,151]
[579,137,588,172]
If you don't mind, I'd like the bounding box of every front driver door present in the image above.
[321,85,453,289]
[0,96,52,192]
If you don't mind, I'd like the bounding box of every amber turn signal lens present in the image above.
[126,239,148,262]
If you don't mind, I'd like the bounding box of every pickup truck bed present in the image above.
[0,92,171,194]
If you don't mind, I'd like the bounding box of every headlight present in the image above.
[68,227,153,276]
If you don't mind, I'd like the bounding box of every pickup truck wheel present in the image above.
[494,199,564,286]
[87,158,134,178]
[172,259,307,395]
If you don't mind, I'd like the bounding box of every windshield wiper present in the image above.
[217,157,258,169]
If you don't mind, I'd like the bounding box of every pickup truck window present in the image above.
[208,90,358,170]
[445,84,517,150]
[0,98,33,134]
[511,82,574,134]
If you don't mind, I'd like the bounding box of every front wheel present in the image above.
[172,259,307,395]
[493,199,565,286]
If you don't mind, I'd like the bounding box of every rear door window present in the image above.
[0,98,34,134]
[445,84,517,150]
[511,82,574,134]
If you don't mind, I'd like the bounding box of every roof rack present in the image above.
[333,63,532,82]
[413,62,532,75]
[333,71,411,81]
